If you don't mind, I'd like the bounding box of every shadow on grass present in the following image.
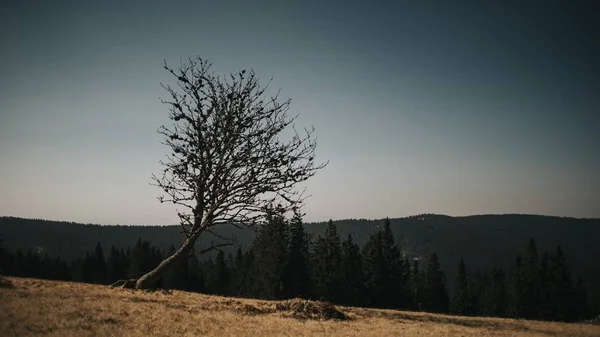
[0,275,14,288]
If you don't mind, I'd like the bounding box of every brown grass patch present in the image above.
[1,277,599,337]
[274,298,349,320]
[234,303,273,316]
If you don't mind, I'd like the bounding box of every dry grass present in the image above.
[1,277,599,337]
[0,275,14,288]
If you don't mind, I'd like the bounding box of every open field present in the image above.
[1,277,598,337]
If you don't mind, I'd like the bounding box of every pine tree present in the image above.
[241,248,255,297]
[489,265,508,317]
[547,246,576,321]
[362,229,383,306]
[81,252,95,283]
[470,270,490,316]
[400,255,413,309]
[452,258,473,315]
[230,247,246,296]
[411,259,426,311]
[0,237,14,276]
[0,235,7,275]
[283,209,311,299]
[128,238,147,279]
[187,251,204,292]
[128,239,163,288]
[39,253,53,279]
[70,256,84,282]
[92,242,107,284]
[538,252,552,320]
[202,258,216,294]
[213,250,230,296]
[14,249,25,277]
[23,250,41,278]
[362,218,409,309]
[251,206,288,299]
[230,247,257,297]
[574,277,590,320]
[312,219,343,303]
[53,256,71,281]
[422,252,449,313]
[508,255,525,318]
[106,246,125,284]
[341,234,365,306]
[121,248,131,278]
[522,238,541,319]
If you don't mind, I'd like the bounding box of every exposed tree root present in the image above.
[109,279,138,289]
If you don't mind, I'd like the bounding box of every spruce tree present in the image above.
[230,247,246,296]
[522,238,541,319]
[81,252,95,283]
[284,209,311,299]
[128,239,163,288]
[213,250,230,296]
[106,246,125,284]
[574,277,590,320]
[489,265,508,317]
[362,218,409,309]
[251,206,288,299]
[508,255,526,318]
[0,237,13,276]
[423,252,449,313]
[202,258,216,294]
[128,238,147,279]
[0,235,7,275]
[92,242,107,284]
[452,258,473,315]
[312,219,343,303]
[470,270,491,316]
[39,253,52,279]
[538,252,551,320]
[411,259,426,310]
[187,251,204,292]
[341,234,365,306]
[53,257,71,281]
[14,249,25,277]
[400,255,413,309]
[362,229,383,306]
[241,248,255,297]
[70,256,84,282]
[547,246,576,321]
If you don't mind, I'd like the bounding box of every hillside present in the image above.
[1,277,599,337]
[2,214,599,299]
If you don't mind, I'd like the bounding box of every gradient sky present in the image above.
[1,1,599,225]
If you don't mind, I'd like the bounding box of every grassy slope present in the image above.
[1,277,598,337]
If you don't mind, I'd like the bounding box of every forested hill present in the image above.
[2,214,599,292]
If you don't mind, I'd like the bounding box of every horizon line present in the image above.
[1,212,598,227]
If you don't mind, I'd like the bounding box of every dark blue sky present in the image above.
[1,1,598,224]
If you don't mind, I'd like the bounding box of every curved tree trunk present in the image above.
[135,230,202,289]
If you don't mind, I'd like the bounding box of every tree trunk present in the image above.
[135,230,202,289]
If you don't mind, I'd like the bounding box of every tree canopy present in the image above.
[135,56,326,288]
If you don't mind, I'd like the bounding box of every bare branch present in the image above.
[198,243,234,255]
[204,228,236,243]
[136,55,327,289]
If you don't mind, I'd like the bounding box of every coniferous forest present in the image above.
[0,212,595,323]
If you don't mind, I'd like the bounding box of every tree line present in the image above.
[0,212,593,322]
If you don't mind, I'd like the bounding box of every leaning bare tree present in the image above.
[131,57,326,289]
